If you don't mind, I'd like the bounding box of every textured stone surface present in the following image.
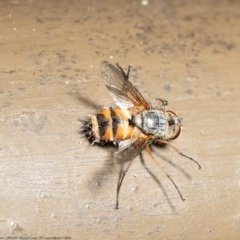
[0,0,239,239]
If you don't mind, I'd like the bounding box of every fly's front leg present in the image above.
[156,98,168,107]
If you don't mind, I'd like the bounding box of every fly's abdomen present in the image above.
[90,107,133,143]
[91,108,112,141]
[113,108,133,140]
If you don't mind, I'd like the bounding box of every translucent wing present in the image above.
[101,61,151,112]
[114,138,149,164]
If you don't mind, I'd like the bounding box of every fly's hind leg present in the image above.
[115,160,133,209]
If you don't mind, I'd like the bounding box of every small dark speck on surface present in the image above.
[163,84,171,92]
[18,87,25,91]
[1,70,16,74]
[2,102,12,108]
[185,89,193,95]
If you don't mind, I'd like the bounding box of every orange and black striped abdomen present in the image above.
[89,107,134,143]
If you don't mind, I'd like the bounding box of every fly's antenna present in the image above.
[156,139,201,169]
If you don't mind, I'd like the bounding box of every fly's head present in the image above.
[165,110,182,140]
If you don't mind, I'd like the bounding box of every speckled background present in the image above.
[0,0,240,239]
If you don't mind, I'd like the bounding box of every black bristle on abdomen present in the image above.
[81,118,95,143]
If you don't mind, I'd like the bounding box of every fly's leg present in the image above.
[156,98,168,107]
[140,152,177,212]
[116,63,131,79]
[115,160,133,209]
[145,145,185,202]
[156,139,201,169]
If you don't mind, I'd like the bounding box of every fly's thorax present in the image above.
[133,109,182,139]
[133,110,168,137]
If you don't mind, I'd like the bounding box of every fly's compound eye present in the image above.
[169,117,181,126]
[166,111,182,140]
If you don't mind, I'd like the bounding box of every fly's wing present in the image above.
[101,61,151,113]
[114,138,149,164]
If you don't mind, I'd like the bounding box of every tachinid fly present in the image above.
[83,61,201,209]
